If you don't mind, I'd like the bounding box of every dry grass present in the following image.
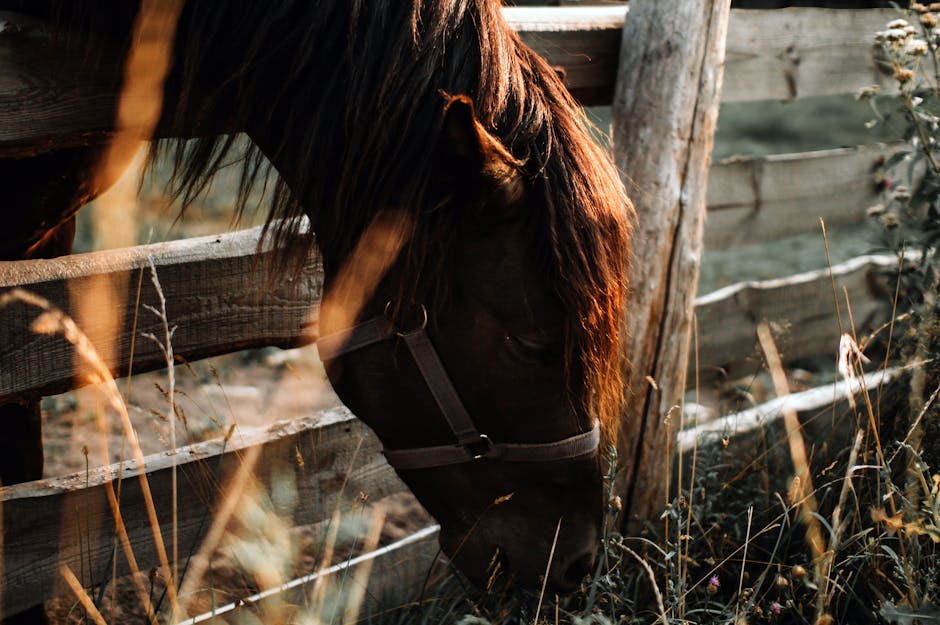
[375,363,937,625]
[1,273,411,625]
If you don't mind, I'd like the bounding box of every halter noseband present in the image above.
[315,303,600,470]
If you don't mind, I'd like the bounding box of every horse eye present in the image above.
[505,334,558,360]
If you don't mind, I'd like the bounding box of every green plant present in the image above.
[865,3,940,482]
[865,6,940,303]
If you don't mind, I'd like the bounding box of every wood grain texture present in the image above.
[511,7,897,104]
[0,229,896,399]
[722,7,896,102]
[504,6,628,105]
[611,0,729,526]
[0,225,322,402]
[705,144,900,249]
[0,7,897,155]
[0,406,407,617]
[679,368,899,451]
[0,11,123,156]
[693,254,897,386]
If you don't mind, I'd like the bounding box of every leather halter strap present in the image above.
[316,311,600,470]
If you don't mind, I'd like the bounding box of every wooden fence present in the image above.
[0,3,905,620]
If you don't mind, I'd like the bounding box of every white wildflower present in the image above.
[887,18,910,29]
[906,38,930,56]
[882,27,910,42]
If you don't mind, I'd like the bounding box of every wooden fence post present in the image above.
[611,0,730,526]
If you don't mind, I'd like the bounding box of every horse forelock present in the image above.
[148,0,632,440]
[491,34,634,444]
[527,88,634,445]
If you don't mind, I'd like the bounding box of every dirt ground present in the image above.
[40,346,338,474]
[37,346,434,624]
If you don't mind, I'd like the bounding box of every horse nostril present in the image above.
[561,551,596,588]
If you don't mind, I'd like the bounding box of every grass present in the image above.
[363,366,939,625]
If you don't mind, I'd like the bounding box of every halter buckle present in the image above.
[462,434,494,460]
[384,300,428,336]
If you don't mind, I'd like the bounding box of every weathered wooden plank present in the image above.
[0,6,631,155]
[679,367,900,452]
[476,7,900,105]
[0,10,124,156]
[723,7,896,103]
[693,254,897,387]
[0,227,899,401]
[0,406,408,617]
[503,6,627,106]
[705,144,900,250]
[0,225,322,402]
[180,525,443,625]
[676,368,904,517]
[0,7,901,155]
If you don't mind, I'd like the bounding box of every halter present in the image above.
[315,303,600,470]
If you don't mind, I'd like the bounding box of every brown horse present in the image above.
[0,0,632,611]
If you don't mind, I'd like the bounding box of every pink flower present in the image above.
[706,575,720,594]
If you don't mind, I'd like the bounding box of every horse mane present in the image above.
[149,0,633,438]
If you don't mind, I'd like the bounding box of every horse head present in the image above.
[316,94,624,591]
[49,0,635,592]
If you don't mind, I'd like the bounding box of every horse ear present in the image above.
[439,94,521,183]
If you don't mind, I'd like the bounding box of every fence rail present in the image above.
[0,232,898,400]
[0,7,898,154]
[0,226,321,402]
[507,6,897,104]
[179,524,443,625]
[694,254,897,386]
[705,144,897,250]
[0,406,406,617]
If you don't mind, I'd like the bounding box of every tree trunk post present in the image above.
[611,0,730,527]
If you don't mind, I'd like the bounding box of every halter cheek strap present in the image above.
[315,310,600,471]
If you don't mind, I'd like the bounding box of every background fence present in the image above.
[0,2,905,620]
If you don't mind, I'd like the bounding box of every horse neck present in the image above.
[240,78,447,286]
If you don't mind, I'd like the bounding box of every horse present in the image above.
[0,0,633,616]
